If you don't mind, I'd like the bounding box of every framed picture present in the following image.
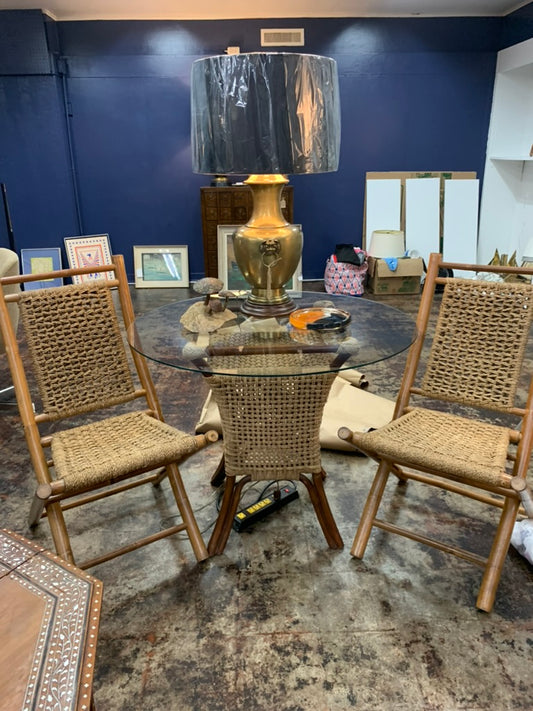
[217,225,303,295]
[64,234,113,284]
[133,245,189,288]
[21,248,63,290]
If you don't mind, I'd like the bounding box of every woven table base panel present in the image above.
[51,411,202,493]
[210,372,336,480]
[351,408,512,486]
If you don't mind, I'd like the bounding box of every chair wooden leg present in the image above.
[210,455,226,488]
[476,497,521,613]
[151,467,168,486]
[44,501,76,564]
[28,484,51,527]
[166,462,209,562]
[208,475,250,556]
[299,470,343,549]
[351,460,392,558]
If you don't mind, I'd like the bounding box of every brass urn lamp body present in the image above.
[191,52,340,317]
[233,175,301,316]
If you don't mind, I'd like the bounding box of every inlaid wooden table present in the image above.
[0,529,103,710]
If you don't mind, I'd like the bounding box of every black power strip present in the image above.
[233,484,299,532]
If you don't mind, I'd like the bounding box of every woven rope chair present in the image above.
[204,331,342,555]
[339,252,533,612]
[0,255,217,570]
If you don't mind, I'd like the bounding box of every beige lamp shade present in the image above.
[368,230,405,258]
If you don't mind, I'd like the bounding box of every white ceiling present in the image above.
[0,0,529,22]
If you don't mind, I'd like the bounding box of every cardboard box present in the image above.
[366,256,424,295]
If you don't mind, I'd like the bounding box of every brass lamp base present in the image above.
[233,174,303,318]
[240,293,296,318]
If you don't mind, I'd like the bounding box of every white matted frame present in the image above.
[217,225,302,295]
[21,247,63,290]
[64,234,113,284]
[133,245,189,288]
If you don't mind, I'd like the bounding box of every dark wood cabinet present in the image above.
[200,185,294,277]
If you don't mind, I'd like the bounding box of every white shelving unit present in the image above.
[478,37,533,264]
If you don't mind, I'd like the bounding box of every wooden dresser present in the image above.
[200,185,294,277]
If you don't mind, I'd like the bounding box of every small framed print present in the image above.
[217,225,303,296]
[64,234,113,284]
[21,248,63,290]
[133,245,189,288]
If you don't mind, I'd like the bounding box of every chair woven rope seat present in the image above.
[52,411,205,493]
[351,408,512,486]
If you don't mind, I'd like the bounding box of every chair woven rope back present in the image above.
[19,282,136,419]
[420,278,533,411]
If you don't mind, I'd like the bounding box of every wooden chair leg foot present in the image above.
[300,470,343,549]
[46,502,76,564]
[350,460,391,559]
[28,485,50,527]
[476,498,520,612]
[208,475,250,556]
[167,463,208,562]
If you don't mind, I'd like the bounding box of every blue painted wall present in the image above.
[0,9,530,280]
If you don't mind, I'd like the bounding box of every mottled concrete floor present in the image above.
[1,284,532,710]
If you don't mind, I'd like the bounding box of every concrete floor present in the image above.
[1,283,532,710]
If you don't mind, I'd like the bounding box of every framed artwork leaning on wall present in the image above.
[133,245,189,288]
[64,234,114,283]
[21,247,63,290]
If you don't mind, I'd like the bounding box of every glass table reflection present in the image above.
[128,292,417,555]
[128,292,417,377]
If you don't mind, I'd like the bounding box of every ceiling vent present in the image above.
[260,28,305,47]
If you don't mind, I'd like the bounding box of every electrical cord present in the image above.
[162,479,298,537]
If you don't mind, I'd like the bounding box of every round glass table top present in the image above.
[128,292,417,377]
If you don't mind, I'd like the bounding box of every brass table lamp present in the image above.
[191,52,341,317]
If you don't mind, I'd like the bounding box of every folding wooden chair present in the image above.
[0,254,217,569]
[339,252,533,612]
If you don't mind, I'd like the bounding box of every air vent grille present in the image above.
[260,28,305,47]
